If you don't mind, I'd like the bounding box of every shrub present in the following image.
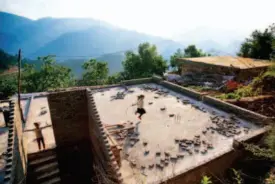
[201,176,212,184]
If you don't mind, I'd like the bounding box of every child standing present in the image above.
[134,95,146,120]
[26,122,51,151]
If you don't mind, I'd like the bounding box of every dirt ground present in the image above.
[225,95,275,118]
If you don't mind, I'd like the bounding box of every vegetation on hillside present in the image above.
[121,42,168,79]
[170,45,211,70]
[238,24,274,60]
[79,59,109,86]
[0,49,17,71]
[0,42,168,97]
[217,23,275,100]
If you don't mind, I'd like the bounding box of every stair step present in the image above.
[28,149,56,161]
[29,155,57,167]
[34,162,59,173]
[41,177,61,184]
[37,168,60,182]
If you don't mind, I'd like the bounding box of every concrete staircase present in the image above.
[27,149,61,184]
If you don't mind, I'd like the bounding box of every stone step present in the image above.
[34,162,59,174]
[37,168,60,183]
[41,176,61,184]
[29,155,57,167]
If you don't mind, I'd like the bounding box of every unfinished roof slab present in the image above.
[92,82,263,184]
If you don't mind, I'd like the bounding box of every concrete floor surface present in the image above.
[93,83,260,184]
[22,97,56,154]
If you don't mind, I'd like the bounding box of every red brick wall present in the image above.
[86,89,123,183]
[48,90,90,146]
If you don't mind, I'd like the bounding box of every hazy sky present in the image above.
[1,0,274,39]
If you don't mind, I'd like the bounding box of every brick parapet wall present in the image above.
[236,127,270,143]
[152,75,163,83]
[160,80,203,100]
[121,78,153,85]
[13,101,27,183]
[86,89,123,183]
[163,148,240,184]
[202,95,271,125]
[3,100,16,184]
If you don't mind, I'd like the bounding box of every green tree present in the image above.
[183,45,210,58]
[170,48,184,70]
[22,56,75,92]
[0,74,17,98]
[0,49,17,71]
[106,72,124,84]
[80,59,109,85]
[170,45,210,71]
[122,42,168,79]
[238,24,275,59]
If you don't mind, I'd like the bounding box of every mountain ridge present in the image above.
[0,11,243,76]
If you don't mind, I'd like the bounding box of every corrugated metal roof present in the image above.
[178,56,273,69]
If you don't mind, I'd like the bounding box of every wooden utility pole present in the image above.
[17,49,25,124]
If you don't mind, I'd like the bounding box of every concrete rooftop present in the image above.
[93,83,261,184]
[22,96,56,154]
[178,56,272,69]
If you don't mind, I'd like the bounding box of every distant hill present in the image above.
[0,12,32,33]
[0,11,244,76]
[0,12,184,57]
[0,49,38,74]
[173,26,245,56]
[59,51,125,78]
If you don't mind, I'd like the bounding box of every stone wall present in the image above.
[86,89,123,183]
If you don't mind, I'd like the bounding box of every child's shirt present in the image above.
[34,128,43,138]
[137,99,144,108]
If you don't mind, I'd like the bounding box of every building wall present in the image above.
[164,128,267,184]
[180,62,267,81]
[86,89,123,183]
[48,89,123,183]
[180,62,238,76]
[13,101,28,183]
[48,90,94,184]
[48,90,90,146]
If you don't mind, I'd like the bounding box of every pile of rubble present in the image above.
[175,135,213,156]
[202,115,250,137]
[110,91,126,100]
[127,134,214,171]
[141,85,169,97]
